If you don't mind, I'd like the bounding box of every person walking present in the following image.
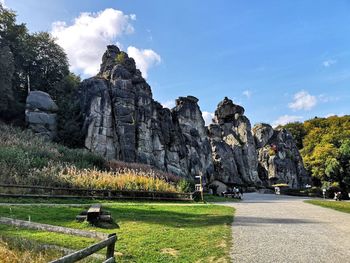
[239,187,244,199]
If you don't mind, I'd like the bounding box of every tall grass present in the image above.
[0,123,183,192]
[108,160,181,183]
[60,166,177,192]
[0,238,61,263]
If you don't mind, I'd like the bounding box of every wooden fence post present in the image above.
[106,233,117,261]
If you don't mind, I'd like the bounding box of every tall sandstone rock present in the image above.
[253,123,308,188]
[208,97,260,185]
[79,45,213,179]
[78,45,309,188]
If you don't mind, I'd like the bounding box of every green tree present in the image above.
[282,122,307,149]
[338,139,350,190]
[0,4,30,100]
[0,4,72,126]
[54,73,83,147]
[0,45,15,118]
[25,32,69,93]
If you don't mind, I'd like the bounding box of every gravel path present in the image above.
[220,193,350,263]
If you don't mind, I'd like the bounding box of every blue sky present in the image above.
[4,0,350,126]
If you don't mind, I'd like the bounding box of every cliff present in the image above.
[78,45,309,188]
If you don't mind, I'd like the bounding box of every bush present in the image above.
[116,52,125,63]
[177,179,194,193]
[300,187,322,197]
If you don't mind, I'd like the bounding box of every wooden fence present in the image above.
[0,184,194,201]
[0,217,107,240]
[50,233,117,263]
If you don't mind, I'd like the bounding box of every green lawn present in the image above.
[305,200,350,214]
[0,202,234,262]
[0,197,193,204]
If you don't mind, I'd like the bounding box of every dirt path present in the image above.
[220,193,350,263]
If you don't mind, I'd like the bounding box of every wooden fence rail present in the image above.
[0,217,107,240]
[0,184,193,201]
[50,233,117,263]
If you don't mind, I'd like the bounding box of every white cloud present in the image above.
[51,8,136,76]
[202,111,215,126]
[318,94,340,103]
[242,90,252,98]
[322,59,337,67]
[288,90,317,111]
[325,113,345,118]
[127,46,161,78]
[272,115,303,127]
[0,0,6,7]
[325,113,335,118]
[161,100,175,109]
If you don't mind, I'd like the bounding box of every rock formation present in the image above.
[25,91,58,140]
[253,123,308,188]
[79,45,213,179]
[208,97,260,185]
[78,45,309,188]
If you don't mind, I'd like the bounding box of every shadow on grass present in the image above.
[108,206,233,228]
[0,204,233,229]
[91,221,120,229]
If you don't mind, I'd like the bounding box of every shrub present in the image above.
[268,148,276,156]
[177,179,194,193]
[116,53,125,63]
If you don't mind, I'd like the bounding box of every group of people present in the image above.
[334,191,342,201]
[222,187,243,199]
[322,188,343,201]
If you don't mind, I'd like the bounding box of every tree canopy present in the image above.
[0,4,82,145]
[282,116,350,190]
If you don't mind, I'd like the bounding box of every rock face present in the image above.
[253,123,308,188]
[78,45,309,188]
[208,97,260,185]
[79,45,213,179]
[25,91,58,140]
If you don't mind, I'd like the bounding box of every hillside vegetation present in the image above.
[282,115,350,191]
[0,123,181,192]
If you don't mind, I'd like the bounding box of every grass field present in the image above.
[305,200,350,214]
[0,194,239,204]
[0,197,193,204]
[0,202,234,262]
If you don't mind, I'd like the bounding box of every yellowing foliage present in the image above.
[0,123,180,193]
[60,166,177,192]
[283,116,350,187]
